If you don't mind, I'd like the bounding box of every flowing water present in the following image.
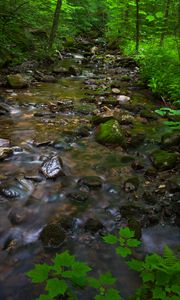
[0,56,179,300]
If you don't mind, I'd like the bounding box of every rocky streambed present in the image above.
[0,50,179,300]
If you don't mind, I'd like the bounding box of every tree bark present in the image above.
[135,0,140,52]
[48,0,62,50]
[160,0,171,46]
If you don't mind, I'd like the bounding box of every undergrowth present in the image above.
[27,227,180,300]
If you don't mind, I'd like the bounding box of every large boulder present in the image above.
[95,119,125,146]
[7,74,29,88]
[151,150,177,171]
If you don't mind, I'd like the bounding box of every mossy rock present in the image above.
[95,119,125,147]
[161,131,180,150]
[7,74,28,89]
[91,115,113,125]
[39,223,66,248]
[151,150,177,171]
[168,176,180,192]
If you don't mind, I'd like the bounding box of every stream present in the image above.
[0,52,179,300]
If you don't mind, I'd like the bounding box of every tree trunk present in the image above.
[135,0,140,52]
[48,0,62,50]
[160,0,171,46]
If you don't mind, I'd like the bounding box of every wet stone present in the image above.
[0,102,11,114]
[168,176,180,192]
[67,191,89,203]
[78,176,102,189]
[143,191,157,204]
[0,138,10,147]
[151,150,177,171]
[40,155,65,179]
[39,223,66,248]
[124,176,139,192]
[0,147,13,160]
[131,160,144,170]
[24,174,43,183]
[75,125,90,137]
[0,185,21,198]
[8,207,28,225]
[84,218,104,232]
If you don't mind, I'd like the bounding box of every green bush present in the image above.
[123,38,180,101]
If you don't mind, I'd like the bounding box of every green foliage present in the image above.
[27,251,92,299]
[27,227,180,300]
[103,227,141,257]
[155,108,180,117]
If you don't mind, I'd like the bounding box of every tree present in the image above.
[49,0,62,49]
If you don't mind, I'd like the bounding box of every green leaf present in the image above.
[153,287,166,299]
[156,271,169,286]
[99,272,116,286]
[120,227,134,239]
[53,251,75,267]
[128,259,143,271]
[27,264,50,283]
[72,262,92,276]
[116,246,132,257]
[170,285,180,296]
[88,277,101,289]
[127,239,141,248]
[106,288,122,300]
[45,279,68,297]
[103,234,118,244]
[146,15,155,22]
[119,237,125,246]
[36,295,51,300]
[71,275,88,287]
[62,271,74,278]
[155,11,164,19]
[141,271,155,283]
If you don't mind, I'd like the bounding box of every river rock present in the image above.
[78,176,102,189]
[0,102,11,115]
[67,190,89,203]
[168,176,180,192]
[151,150,177,171]
[114,111,135,125]
[40,155,64,179]
[140,109,158,120]
[39,223,66,248]
[161,131,180,151]
[8,207,28,225]
[0,138,10,147]
[95,119,125,146]
[112,88,120,94]
[124,176,139,192]
[0,147,13,160]
[7,74,29,88]
[117,95,130,103]
[84,217,104,232]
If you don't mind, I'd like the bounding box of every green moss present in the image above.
[151,150,177,171]
[95,119,125,146]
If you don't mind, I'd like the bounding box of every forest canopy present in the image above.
[0,0,179,100]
